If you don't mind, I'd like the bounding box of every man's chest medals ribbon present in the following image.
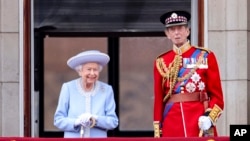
[156,43,208,102]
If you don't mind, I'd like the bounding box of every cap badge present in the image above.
[171,13,178,19]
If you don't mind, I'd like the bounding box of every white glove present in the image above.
[74,116,82,127]
[74,113,92,127]
[198,116,212,130]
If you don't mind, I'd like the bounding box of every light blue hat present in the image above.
[67,50,110,69]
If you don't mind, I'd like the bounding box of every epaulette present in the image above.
[156,50,171,59]
[193,46,211,53]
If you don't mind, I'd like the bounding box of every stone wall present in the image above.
[207,0,249,136]
[0,0,20,136]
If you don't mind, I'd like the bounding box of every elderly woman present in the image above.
[54,50,119,138]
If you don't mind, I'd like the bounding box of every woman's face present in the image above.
[79,62,100,85]
[165,25,190,47]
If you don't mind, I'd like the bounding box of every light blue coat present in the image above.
[54,78,119,138]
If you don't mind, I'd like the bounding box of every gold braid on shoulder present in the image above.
[156,54,182,102]
[193,46,211,53]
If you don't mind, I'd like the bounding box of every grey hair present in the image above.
[74,63,103,74]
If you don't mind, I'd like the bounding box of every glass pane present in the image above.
[119,37,172,131]
[34,0,191,32]
[43,37,108,131]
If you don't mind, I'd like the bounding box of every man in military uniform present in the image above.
[153,10,224,137]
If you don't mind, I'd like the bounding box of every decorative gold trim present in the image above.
[173,41,191,55]
[153,121,161,138]
[208,104,223,125]
[193,46,211,53]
